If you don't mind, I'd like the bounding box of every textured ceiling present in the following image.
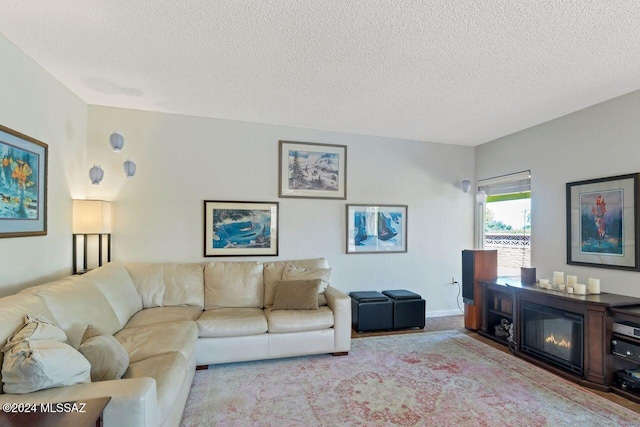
[1,1,640,146]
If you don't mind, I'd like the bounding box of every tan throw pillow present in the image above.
[78,325,129,382]
[3,315,66,351]
[272,280,320,310]
[282,265,332,294]
[1,340,91,394]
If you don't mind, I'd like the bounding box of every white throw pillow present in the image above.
[1,340,91,394]
[3,314,66,351]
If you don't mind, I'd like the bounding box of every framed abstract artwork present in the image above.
[279,140,347,199]
[0,125,48,238]
[566,173,640,270]
[204,200,279,257]
[346,204,407,254]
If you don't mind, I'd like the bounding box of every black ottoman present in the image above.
[350,291,393,333]
[382,289,426,330]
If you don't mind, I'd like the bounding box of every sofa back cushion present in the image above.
[204,261,264,309]
[263,258,329,307]
[162,263,204,307]
[23,276,121,349]
[124,263,204,309]
[0,293,58,394]
[125,263,164,308]
[84,262,142,328]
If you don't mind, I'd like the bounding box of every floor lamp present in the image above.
[72,200,112,274]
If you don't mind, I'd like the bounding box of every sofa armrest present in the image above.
[0,377,157,427]
[324,285,351,353]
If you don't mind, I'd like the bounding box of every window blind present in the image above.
[478,170,530,196]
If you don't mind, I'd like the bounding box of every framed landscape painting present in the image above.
[347,204,407,254]
[566,173,639,270]
[0,125,47,238]
[204,200,279,257]
[279,141,347,199]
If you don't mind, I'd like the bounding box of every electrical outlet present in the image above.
[452,276,459,285]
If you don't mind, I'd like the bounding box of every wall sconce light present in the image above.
[461,179,471,193]
[123,159,137,178]
[89,164,104,185]
[109,131,124,152]
[72,200,112,274]
[476,190,488,205]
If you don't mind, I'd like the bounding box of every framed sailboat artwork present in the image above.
[279,141,347,199]
[346,204,408,254]
[204,200,279,257]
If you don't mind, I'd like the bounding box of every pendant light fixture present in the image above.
[109,131,124,152]
[89,164,104,185]
[123,159,137,178]
[89,130,137,184]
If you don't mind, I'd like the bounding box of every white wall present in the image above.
[87,106,475,315]
[476,89,640,297]
[0,35,87,296]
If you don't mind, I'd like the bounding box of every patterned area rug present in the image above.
[180,331,639,426]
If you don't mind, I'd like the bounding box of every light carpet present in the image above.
[180,331,639,426]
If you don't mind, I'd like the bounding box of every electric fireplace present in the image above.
[521,301,584,375]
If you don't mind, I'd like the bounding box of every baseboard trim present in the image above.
[427,309,464,318]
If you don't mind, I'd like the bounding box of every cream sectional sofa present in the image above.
[0,258,351,427]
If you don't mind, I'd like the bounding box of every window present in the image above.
[478,171,531,277]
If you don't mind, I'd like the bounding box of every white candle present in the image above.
[539,279,549,288]
[567,287,574,294]
[588,278,601,294]
[567,275,577,285]
[553,271,565,285]
[574,283,586,294]
[558,284,566,291]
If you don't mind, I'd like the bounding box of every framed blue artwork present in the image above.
[0,125,47,238]
[566,173,639,270]
[204,200,279,257]
[346,204,407,254]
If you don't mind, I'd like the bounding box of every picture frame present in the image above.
[346,204,408,254]
[566,173,640,270]
[204,200,279,257]
[279,140,347,199]
[0,124,48,238]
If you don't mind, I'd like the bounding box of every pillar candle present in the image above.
[574,283,586,294]
[588,278,601,294]
[553,271,564,285]
[539,279,549,288]
[567,275,577,285]
[567,287,574,294]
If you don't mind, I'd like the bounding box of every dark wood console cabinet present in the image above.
[609,305,640,403]
[473,279,640,392]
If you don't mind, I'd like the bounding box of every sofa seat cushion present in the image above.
[124,307,203,329]
[265,306,334,333]
[197,308,267,338]
[123,351,186,426]
[114,321,197,364]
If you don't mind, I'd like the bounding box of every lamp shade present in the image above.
[110,131,124,152]
[72,200,112,234]
[89,164,104,185]
[123,159,137,178]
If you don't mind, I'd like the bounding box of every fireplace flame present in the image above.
[545,333,571,349]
